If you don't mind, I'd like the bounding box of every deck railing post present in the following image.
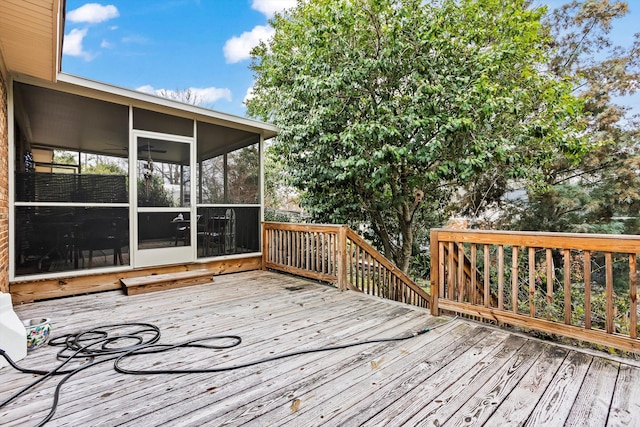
[430,229,440,315]
[338,225,348,291]
[261,222,268,270]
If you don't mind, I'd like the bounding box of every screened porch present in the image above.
[10,77,276,280]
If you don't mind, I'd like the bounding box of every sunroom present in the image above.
[9,74,277,283]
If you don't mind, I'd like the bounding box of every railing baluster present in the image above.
[584,250,591,330]
[331,232,336,276]
[606,252,614,334]
[368,249,372,294]
[564,249,571,325]
[529,247,535,318]
[630,253,637,340]
[471,244,477,305]
[298,231,303,269]
[439,242,445,300]
[448,242,455,300]
[320,232,325,274]
[498,245,504,310]
[458,243,465,302]
[355,244,360,291]
[546,248,553,320]
[512,246,518,314]
[272,229,276,264]
[327,233,332,275]
[484,244,490,308]
[373,257,378,296]
[276,229,281,265]
[293,230,297,268]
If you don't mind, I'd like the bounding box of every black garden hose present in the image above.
[0,317,457,426]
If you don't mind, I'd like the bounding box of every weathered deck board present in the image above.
[608,363,640,426]
[523,351,592,425]
[120,269,214,295]
[564,357,619,427]
[320,325,496,427]
[400,335,532,426]
[440,340,551,426]
[482,345,569,426]
[2,270,640,426]
[88,305,418,426]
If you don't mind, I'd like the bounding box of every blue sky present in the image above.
[62,0,639,118]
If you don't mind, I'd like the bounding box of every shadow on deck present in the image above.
[1,270,639,426]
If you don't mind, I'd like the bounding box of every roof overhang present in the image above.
[0,0,64,82]
[13,73,279,157]
[2,0,279,142]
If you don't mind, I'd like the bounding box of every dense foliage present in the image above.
[496,0,640,234]
[248,0,586,271]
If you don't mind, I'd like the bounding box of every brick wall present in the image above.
[0,71,9,293]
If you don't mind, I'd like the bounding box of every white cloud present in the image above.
[223,25,274,63]
[192,87,233,104]
[121,35,148,45]
[135,85,232,106]
[251,0,297,17]
[243,85,255,105]
[67,3,119,24]
[136,85,156,95]
[63,28,95,61]
[100,39,114,48]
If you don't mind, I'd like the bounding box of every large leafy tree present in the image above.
[499,0,640,233]
[248,0,585,271]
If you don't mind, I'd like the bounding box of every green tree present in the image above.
[82,157,127,175]
[227,145,260,204]
[500,0,640,234]
[138,174,174,207]
[248,0,585,271]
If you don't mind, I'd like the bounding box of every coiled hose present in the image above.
[0,317,457,426]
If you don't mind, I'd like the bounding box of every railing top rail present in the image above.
[345,228,430,299]
[433,228,640,252]
[263,222,344,233]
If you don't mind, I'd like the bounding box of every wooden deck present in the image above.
[2,271,640,426]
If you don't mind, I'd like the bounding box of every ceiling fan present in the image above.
[104,143,167,154]
[138,143,167,154]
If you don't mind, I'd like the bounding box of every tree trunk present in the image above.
[396,208,414,273]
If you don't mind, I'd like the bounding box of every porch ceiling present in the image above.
[0,0,63,81]
[14,81,266,160]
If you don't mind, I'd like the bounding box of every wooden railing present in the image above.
[430,228,640,354]
[344,228,430,308]
[262,222,430,309]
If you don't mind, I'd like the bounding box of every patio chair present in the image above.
[78,217,126,268]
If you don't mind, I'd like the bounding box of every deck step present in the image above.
[121,269,213,295]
